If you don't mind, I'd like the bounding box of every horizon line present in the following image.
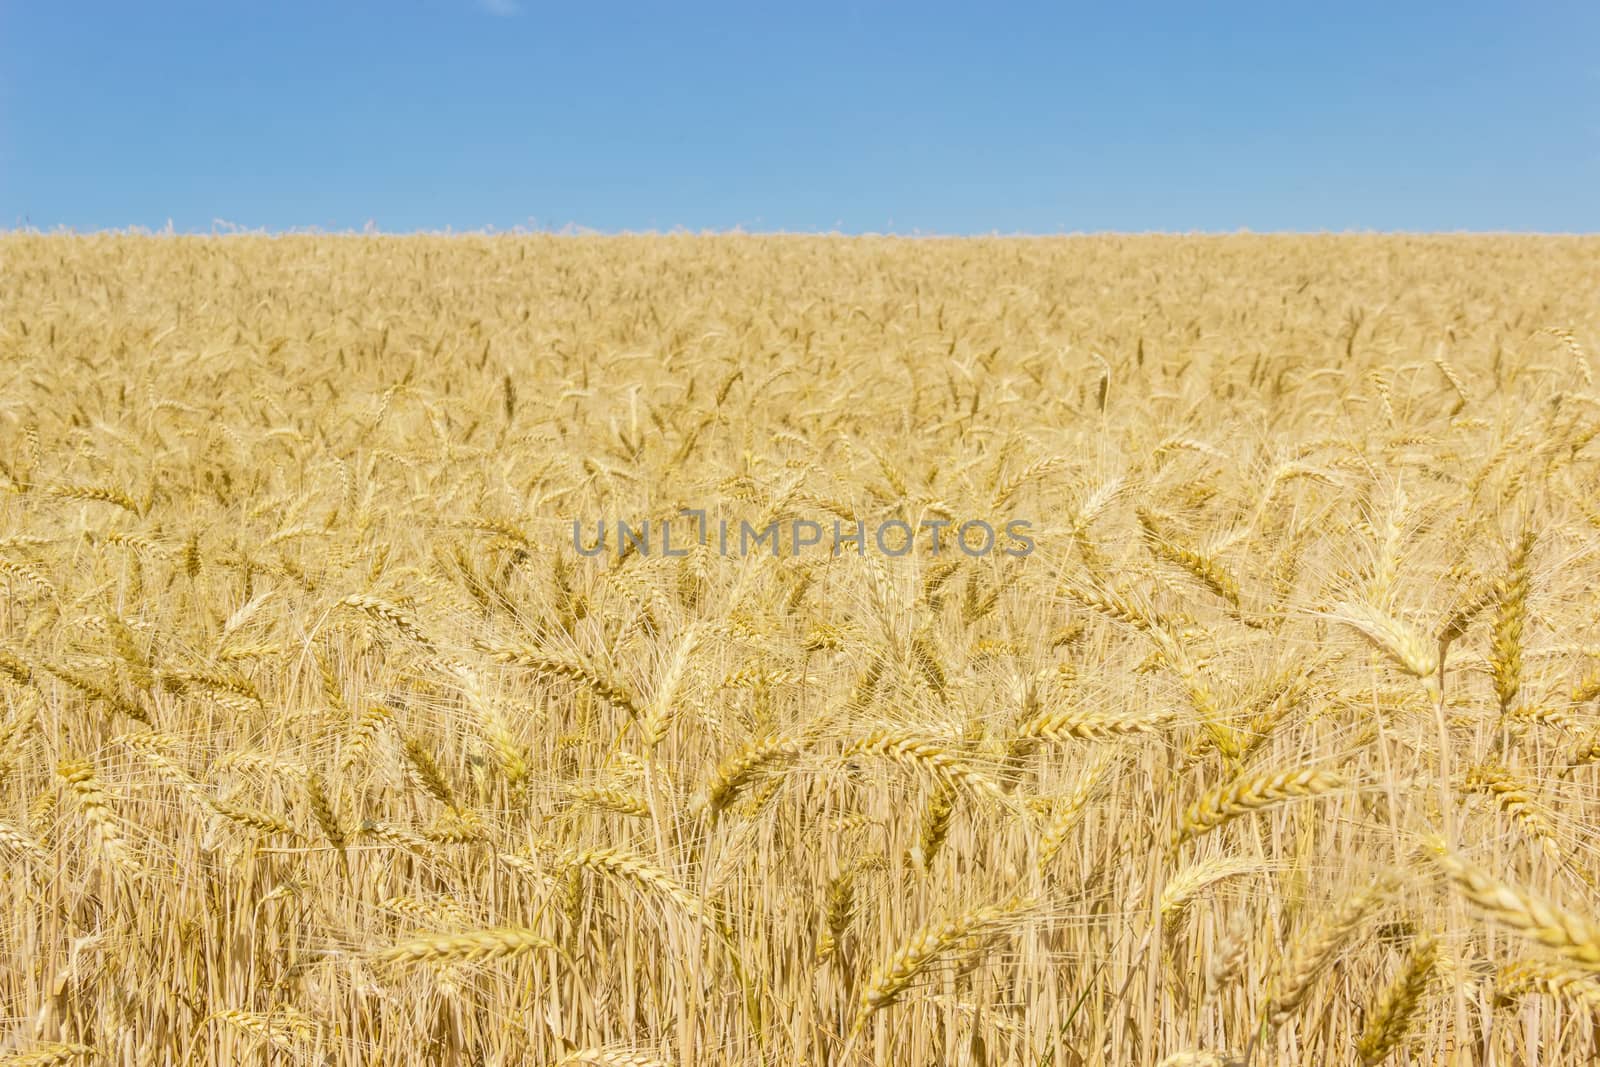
[5,224,1599,239]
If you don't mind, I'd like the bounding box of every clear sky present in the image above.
[3,2,1598,233]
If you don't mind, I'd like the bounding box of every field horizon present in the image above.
[9,229,1600,240]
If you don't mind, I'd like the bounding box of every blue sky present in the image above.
[2,2,1597,233]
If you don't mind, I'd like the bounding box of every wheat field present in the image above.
[2,233,1599,1066]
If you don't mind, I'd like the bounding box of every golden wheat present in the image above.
[3,233,1599,1065]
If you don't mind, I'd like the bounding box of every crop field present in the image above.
[3,233,1600,1066]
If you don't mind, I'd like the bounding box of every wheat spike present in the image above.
[558,1050,670,1067]
[378,926,561,966]
[0,1044,95,1067]
[1425,838,1600,970]
[857,895,1033,1023]
[1269,879,1390,1025]
[841,730,1009,802]
[1175,768,1345,847]
[1495,958,1600,1010]
[1356,934,1438,1064]
[56,758,143,876]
